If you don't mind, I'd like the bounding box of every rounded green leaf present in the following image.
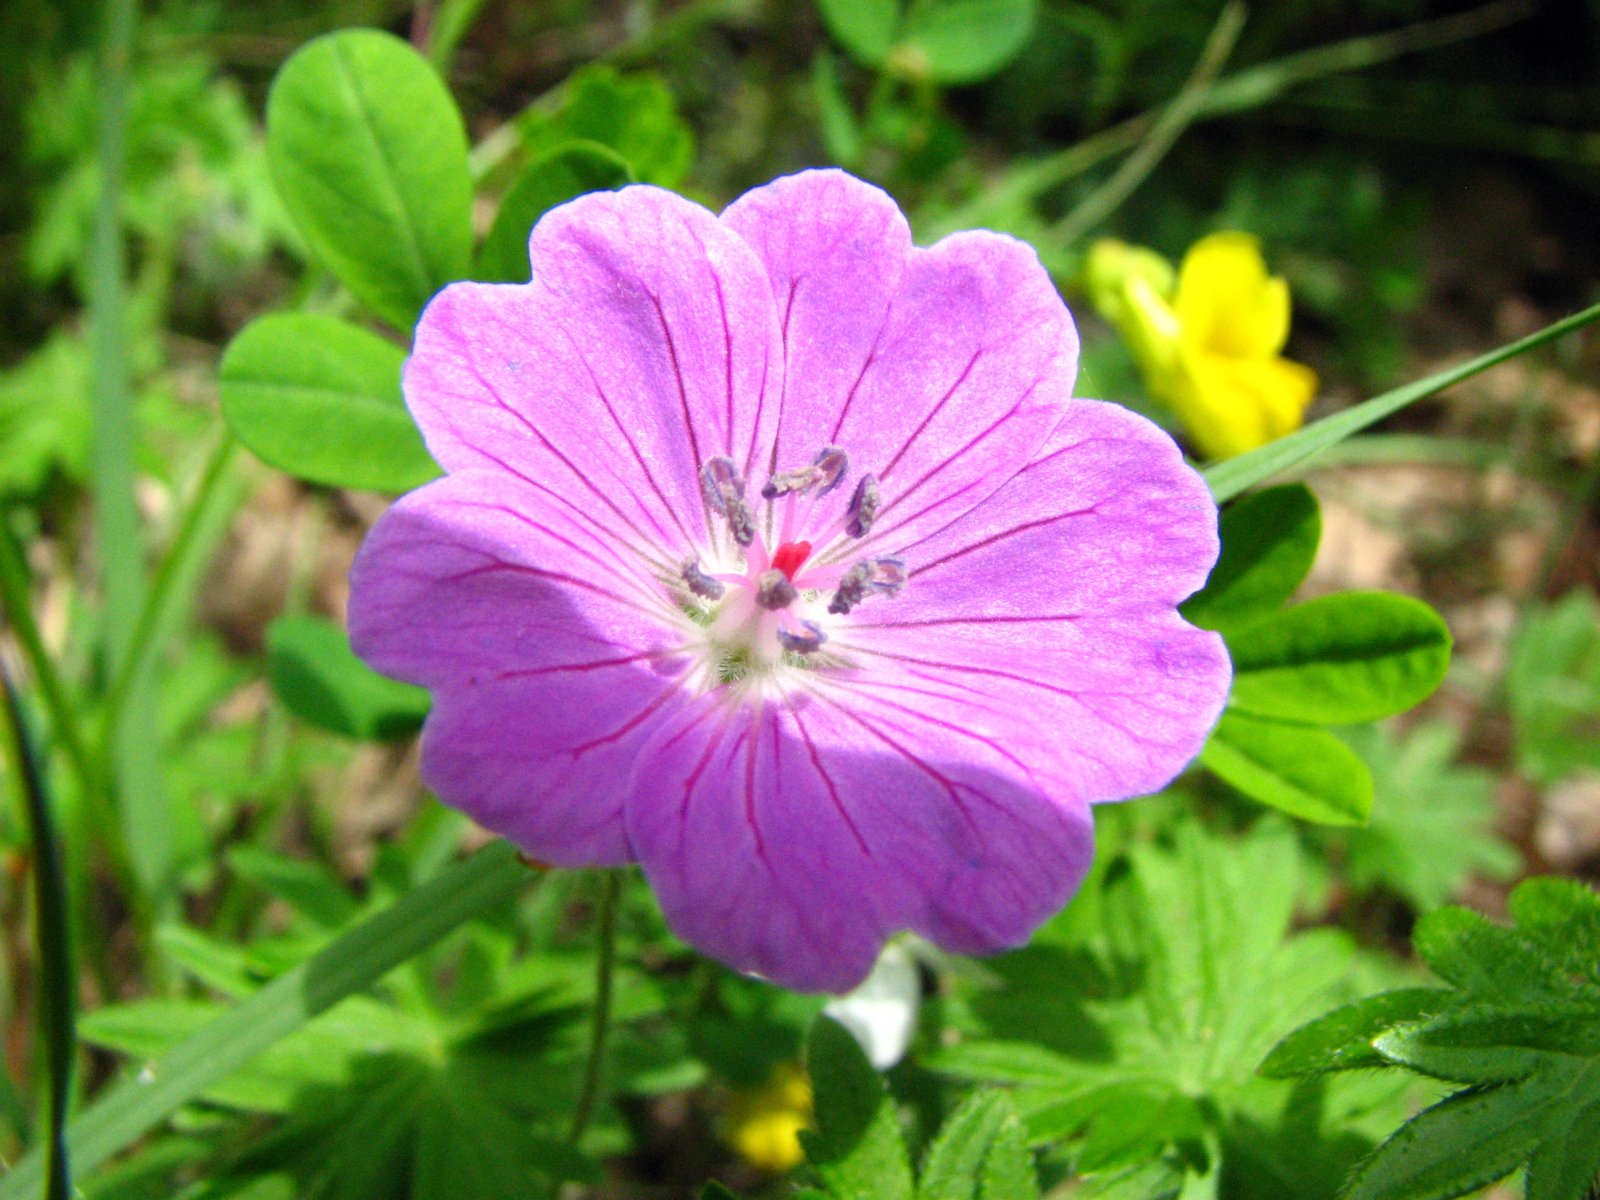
[1201,710,1374,825]
[475,142,632,284]
[220,314,438,493]
[266,615,429,741]
[1227,592,1451,725]
[818,0,900,66]
[267,29,473,330]
[1181,483,1319,632]
[898,0,1036,84]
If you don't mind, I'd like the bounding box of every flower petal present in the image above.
[720,169,913,472]
[625,681,1094,993]
[822,231,1078,560]
[349,469,690,864]
[403,186,783,564]
[1174,231,1290,359]
[839,399,1230,804]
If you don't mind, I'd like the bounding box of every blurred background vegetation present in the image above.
[2,0,1599,1196]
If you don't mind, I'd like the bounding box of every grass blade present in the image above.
[0,840,530,1198]
[1204,301,1600,503]
[0,658,76,1200]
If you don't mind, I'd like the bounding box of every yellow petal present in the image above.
[1171,348,1318,460]
[730,1110,808,1173]
[1174,232,1292,360]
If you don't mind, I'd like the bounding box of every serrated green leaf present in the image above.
[266,615,429,740]
[1074,1157,1188,1200]
[1342,1075,1560,1200]
[1508,876,1600,970]
[1505,591,1600,786]
[1526,1085,1600,1200]
[1261,989,1452,1079]
[898,0,1037,84]
[1413,907,1583,1008]
[1202,710,1374,825]
[921,1091,1038,1200]
[1375,1008,1600,1086]
[267,29,471,330]
[1338,722,1518,912]
[1077,1086,1205,1174]
[219,313,437,493]
[1227,592,1451,725]
[801,1015,914,1200]
[1181,483,1319,632]
[475,142,631,283]
[156,925,260,998]
[980,1106,1039,1200]
[817,0,900,65]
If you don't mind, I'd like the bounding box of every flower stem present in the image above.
[569,870,623,1145]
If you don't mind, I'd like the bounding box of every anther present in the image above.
[777,620,827,654]
[846,473,880,538]
[681,559,725,600]
[755,568,798,610]
[699,456,754,546]
[762,445,850,499]
[828,556,907,615]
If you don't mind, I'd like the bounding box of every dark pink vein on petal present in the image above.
[878,346,985,481]
[785,698,872,858]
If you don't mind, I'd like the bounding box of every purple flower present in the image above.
[349,170,1230,993]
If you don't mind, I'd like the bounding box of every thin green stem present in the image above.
[0,659,76,1200]
[99,436,242,750]
[88,0,142,677]
[0,520,97,798]
[935,0,1531,236]
[568,870,622,1145]
[1204,301,1600,503]
[1051,3,1245,248]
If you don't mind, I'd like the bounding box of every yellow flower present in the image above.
[724,1063,813,1173]
[1086,232,1318,460]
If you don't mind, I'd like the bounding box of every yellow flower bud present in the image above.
[723,1063,813,1173]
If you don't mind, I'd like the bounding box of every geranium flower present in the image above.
[349,169,1229,992]
[1086,232,1318,460]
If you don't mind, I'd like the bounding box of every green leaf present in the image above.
[811,52,864,166]
[0,843,528,1199]
[1261,989,1452,1079]
[0,330,93,495]
[898,0,1037,84]
[920,1091,1038,1200]
[1203,301,1600,504]
[701,1184,745,1200]
[219,314,438,493]
[1412,907,1588,1009]
[1342,1076,1555,1200]
[1074,1158,1187,1200]
[1506,590,1600,786]
[267,29,473,330]
[475,142,631,283]
[1337,722,1518,911]
[1201,710,1374,825]
[817,0,900,65]
[266,615,429,740]
[1375,1008,1600,1086]
[521,65,692,187]
[1226,593,1451,726]
[800,1015,915,1200]
[1181,484,1319,633]
[227,846,360,930]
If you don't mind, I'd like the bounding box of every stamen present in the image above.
[681,559,725,600]
[846,474,880,537]
[756,568,798,610]
[762,445,850,499]
[699,456,754,546]
[777,620,827,654]
[828,556,907,615]
[810,446,849,496]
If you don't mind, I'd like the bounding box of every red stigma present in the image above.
[770,540,812,580]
